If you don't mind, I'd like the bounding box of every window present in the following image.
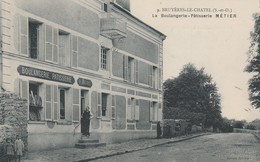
[59,30,70,66]
[152,66,158,89]
[29,21,41,59]
[123,55,134,81]
[101,47,109,70]
[29,82,43,121]
[127,98,135,120]
[59,89,65,119]
[103,3,108,12]
[150,101,158,121]
[101,93,108,116]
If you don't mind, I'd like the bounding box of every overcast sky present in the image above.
[131,0,260,122]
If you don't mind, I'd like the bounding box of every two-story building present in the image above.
[0,0,166,151]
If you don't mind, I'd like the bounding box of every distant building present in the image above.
[0,0,166,151]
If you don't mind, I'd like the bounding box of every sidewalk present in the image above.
[22,133,209,162]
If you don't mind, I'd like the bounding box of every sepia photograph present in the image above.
[0,0,260,161]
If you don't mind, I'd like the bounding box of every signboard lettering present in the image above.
[17,65,75,84]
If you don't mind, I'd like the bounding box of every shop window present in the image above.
[101,47,109,70]
[29,21,41,59]
[59,30,70,66]
[29,82,43,121]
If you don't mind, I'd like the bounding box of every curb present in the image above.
[75,133,210,162]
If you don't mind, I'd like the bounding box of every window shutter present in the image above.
[45,84,52,120]
[111,95,116,119]
[53,28,58,63]
[45,25,53,62]
[131,99,135,120]
[38,24,45,61]
[149,101,154,121]
[53,85,58,121]
[14,14,20,52]
[135,99,139,120]
[97,92,101,118]
[158,68,162,90]
[154,102,158,121]
[20,15,28,56]
[135,60,139,83]
[71,35,78,67]
[127,98,131,120]
[19,79,28,99]
[72,88,80,122]
[148,65,153,87]
[123,55,128,80]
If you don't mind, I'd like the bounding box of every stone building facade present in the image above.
[0,0,166,151]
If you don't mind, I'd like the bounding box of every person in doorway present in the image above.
[81,106,93,137]
[4,138,15,162]
[14,136,24,162]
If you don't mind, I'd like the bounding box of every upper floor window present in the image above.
[58,30,70,66]
[29,21,41,59]
[101,47,109,70]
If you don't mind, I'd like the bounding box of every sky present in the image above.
[131,0,260,122]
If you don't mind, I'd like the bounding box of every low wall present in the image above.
[28,133,81,151]
[0,93,28,152]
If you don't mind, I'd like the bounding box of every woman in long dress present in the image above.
[81,106,93,137]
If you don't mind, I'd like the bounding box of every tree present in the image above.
[245,14,260,109]
[163,63,222,128]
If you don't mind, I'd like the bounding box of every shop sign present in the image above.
[17,65,75,84]
[77,78,92,88]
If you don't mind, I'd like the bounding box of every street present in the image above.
[93,133,260,162]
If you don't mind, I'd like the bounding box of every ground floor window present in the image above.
[59,89,66,120]
[29,82,43,121]
[102,93,108,116]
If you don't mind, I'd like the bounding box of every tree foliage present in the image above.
[245,14,260,109]
[163,63,222,128]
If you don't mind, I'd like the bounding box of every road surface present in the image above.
[93,133,260,162]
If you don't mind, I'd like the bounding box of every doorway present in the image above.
[81,90,89,134]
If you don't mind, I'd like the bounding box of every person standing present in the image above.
[14,136,24,162]
[4,138,15,162]
[81,106,93,137]
[157,121,162,138]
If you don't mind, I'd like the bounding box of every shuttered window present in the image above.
[45,84,52,120]
[71,35,78,67]
[135,99,139,120]
[72,88,80,122]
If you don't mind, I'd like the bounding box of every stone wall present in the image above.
[0,93,28,152]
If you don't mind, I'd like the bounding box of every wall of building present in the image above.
[14,0,100,39]
[113,30,159,64]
